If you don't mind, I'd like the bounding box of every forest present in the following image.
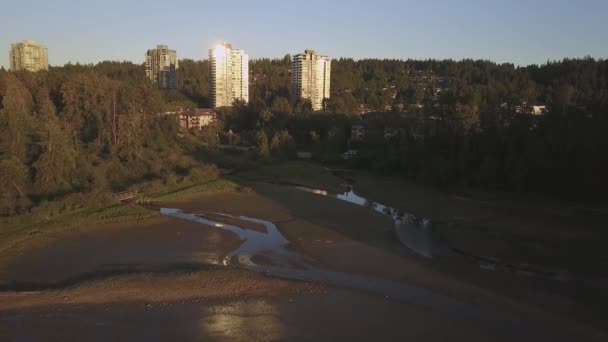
[1,56,607,216]
[203,57,608,201]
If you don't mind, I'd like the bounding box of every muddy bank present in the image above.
[0,216,241,286]
[349,172,608,276]
[158,206,605,342]
[0,270,322,311]
[0,296,508,342]
[0,278,518,342]
[277,182,608,330]
[292,183,572,275]
[1,188,606,340]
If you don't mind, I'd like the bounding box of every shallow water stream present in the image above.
[160,206,577,341]
[292,186,437,257]
[290,184,574,282]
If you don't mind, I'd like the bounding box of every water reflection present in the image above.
[159,206,568,340]
[292,185,573,281]
[200,300,284,341]
[160,209,312,268]
[294,186,435,258]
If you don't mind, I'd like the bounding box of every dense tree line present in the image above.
[220,57,607,200]
[1,57,606,216]
[343,58,608,200]
[0,63,214,216]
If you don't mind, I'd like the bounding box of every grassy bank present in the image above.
[236,160,345,192]
[0,177,242,254]
[150,178,240,202]
[4,158,606,274]
[0,202,159,254]
[232,160,608,273]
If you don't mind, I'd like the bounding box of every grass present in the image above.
[348,171,608,274]
[237,160,345,191]
[151,178,239,202]
[0,203,160,254]
[352,171,607,237]
[250,182,393,242]
[234,161,608,273]
[352,173,494,224]
[0,161,341,255]
[0,177,242,255]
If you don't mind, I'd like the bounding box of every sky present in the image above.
[1,0,607,68]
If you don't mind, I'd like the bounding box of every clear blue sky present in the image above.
[2,0,607,68]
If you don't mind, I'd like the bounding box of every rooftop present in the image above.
[180,108,217,116]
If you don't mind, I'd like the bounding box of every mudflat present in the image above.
[0,183,606,341]
[0,272,513,342]
[0,216,241,286]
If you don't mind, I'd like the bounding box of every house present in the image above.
[531,105,547,115]
[501,102,547,116]
[162,106,183,115]
[178,108,217,131]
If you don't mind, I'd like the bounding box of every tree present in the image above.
[257,108,274,129]
[256,131,270,159]
[295,98,313,113]
[178,59,211,107]
[270,96,292,114]
[35,87,57,117]
[0,75,34,162]
[60,73,118,149]
[33,112,77,196]
[201,122,220,148]
[319,126,347,158]
[0,56,606,217]
[270,130,296,159]
[0,157,30,215]
[30,87,77,196]
[2,74,34,115]
[115,113,145,162]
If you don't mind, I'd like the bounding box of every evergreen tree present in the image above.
[0,157,30,215]
[270,130,296,160]
[256,131,270,159]
[0,75,34,162]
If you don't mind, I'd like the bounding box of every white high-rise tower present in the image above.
[291,50,331,111]
[10,40,48,72]
[145,45,178,89]
[209,43,249,107]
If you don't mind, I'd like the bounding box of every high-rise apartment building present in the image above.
[10,40,48,72]
[291,50,331,111]
[209,43,249,107]
[146,45,178,89]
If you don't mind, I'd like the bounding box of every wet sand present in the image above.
[0,188,606,341]
[0,283,515,342]
[0,216,241,286]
